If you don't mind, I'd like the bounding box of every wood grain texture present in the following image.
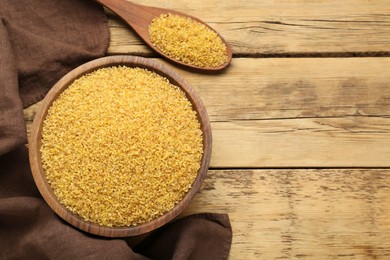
[211,117,390,168]
[182,169,390,259]
[175,57,390,121]
[107,0,390,56]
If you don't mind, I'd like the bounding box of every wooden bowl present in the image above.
[28,55,212,237]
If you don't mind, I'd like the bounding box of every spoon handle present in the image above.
[95,0,160,37]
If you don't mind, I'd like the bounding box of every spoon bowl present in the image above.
[95,0,232,72]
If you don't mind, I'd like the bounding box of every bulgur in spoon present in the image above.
[95,0,232,72]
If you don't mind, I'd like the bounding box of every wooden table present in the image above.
[24,1,390,258]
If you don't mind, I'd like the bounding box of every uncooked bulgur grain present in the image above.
[41,66,203,227]
[149,13,228,67]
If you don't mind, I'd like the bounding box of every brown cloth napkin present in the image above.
[0,0,232,259]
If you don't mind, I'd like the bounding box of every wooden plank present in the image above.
[182,169,390,259]
[27,57,389,122]
[24,58,390,167]
[26,57,390,122]
[175,57,390,121]
[106,0,390,56]
[211,117,390,168]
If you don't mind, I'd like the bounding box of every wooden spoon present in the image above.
[95,0,232,72]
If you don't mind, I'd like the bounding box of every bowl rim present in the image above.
[28,55,212,237]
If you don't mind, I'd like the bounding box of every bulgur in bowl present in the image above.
[28,55,212,237]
